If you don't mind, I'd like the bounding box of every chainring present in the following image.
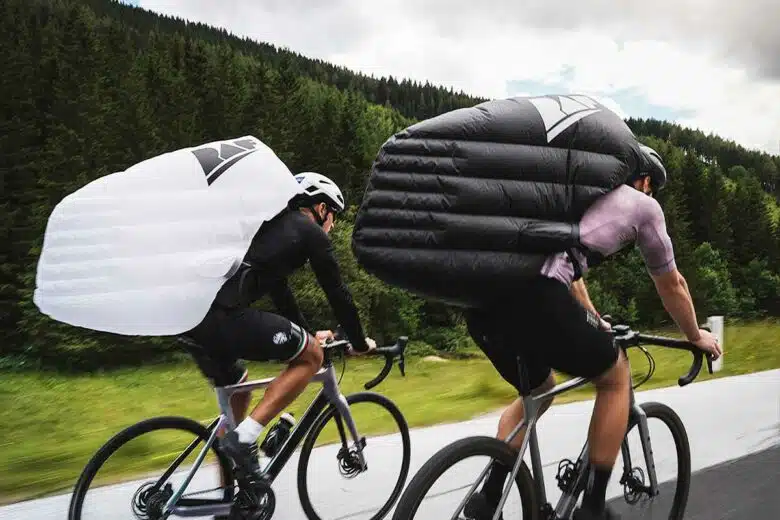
[229,480,276,520]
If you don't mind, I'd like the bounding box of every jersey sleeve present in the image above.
[303,224,369,352]
[636,197,677,275]
[269,277,309,331]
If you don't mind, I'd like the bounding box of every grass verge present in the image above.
[0,319,777,505]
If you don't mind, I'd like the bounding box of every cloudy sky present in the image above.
[127,0,780,155]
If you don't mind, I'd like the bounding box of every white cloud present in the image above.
[139,0,780,155]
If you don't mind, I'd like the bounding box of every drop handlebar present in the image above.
[323,331,408,390]
[604,318,715,387]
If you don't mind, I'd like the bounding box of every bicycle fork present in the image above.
[322,365,369,473]
[620,400,660,500]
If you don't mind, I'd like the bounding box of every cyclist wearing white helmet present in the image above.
[181,170,375,484]
[292,170,347,227]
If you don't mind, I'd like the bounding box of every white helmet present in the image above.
[294,171,346,213]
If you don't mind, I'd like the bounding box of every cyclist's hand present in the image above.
[349,337,376,356]
[691,329,722,359]
[315,330,334,346]
[598,317,612,331]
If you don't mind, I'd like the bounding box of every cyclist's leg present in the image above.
[465,307,556,449]
[180,313,250,433]
[215,307,321,474]
[227,309,321,428]
[463,305,558,518]
[525,276,629,519]
[181,311,253,501]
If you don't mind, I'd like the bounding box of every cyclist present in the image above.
[462,145,722,520]
[181,171,376,480]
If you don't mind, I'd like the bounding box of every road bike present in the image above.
[68,332,411,520]
[391,317,716,520]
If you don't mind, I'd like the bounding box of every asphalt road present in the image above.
[0,369,777,519]
[608,443,780,519]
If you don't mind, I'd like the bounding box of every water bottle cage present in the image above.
[260,424,292,458]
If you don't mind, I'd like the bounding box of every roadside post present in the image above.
[707,315,724,372]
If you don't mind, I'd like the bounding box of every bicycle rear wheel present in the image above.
[391,435,539,520]
[609,401,691,519]
[68,416,234,520]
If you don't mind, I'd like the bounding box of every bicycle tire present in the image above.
[297,391,411,520]
[391,435,539,520]
[615,401,691,519]
[67,415,234,520]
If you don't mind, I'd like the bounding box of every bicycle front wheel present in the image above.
[68,416,234,520]
[392,435,539,520]
[297,391,411,520]
[609,401,692,519]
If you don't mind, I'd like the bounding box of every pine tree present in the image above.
[701,166,734,257]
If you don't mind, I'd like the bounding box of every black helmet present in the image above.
[635,144,667,192]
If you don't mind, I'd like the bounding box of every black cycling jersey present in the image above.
[213,208,369,352]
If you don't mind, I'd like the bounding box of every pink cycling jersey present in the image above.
[540,185,677,287]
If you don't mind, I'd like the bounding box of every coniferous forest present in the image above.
[2,0,779,371]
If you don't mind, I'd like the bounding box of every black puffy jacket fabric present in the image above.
[351,94,651,308]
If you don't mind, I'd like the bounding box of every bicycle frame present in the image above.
[163,348,365,518]
[453,324,712,520]
[448,372,601,520]
[493,366,654,520]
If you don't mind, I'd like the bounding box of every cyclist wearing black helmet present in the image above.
[463,144,722,520]
[182,171,375,480]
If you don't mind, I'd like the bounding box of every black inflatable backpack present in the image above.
[351,94,658,308]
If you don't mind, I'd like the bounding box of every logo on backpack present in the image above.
[191,137,260,186]
[528,95,602,143]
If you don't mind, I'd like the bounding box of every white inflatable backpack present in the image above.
[33,136,304,336]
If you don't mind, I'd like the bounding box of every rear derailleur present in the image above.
[132,481,173,520]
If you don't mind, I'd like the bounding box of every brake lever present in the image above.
[697,323,715,375]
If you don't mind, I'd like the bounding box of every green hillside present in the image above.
[1,0,778,372]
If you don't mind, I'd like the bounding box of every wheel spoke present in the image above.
[297,392,411,520]
[67,417,234,520]
[391,436,538,520]
[610,402,691,519]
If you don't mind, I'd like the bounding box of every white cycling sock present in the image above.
[234,417,264,444]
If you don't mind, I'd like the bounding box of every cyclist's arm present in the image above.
[571,278,611,329]
[678,268,694,301]
[570,278,598,315]
[651,269,701,342]
[638,198,701,342]
[304,227,369,352]
[269,277,310,332]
